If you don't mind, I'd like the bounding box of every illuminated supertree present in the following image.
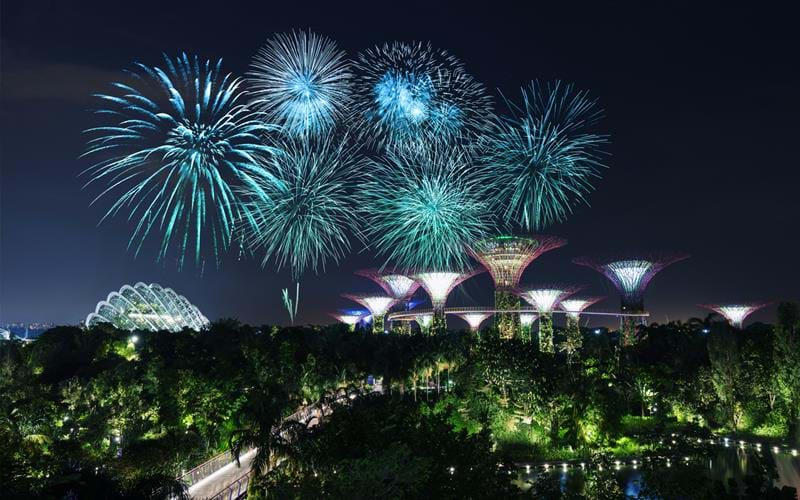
[519,285,583,353]
[470,234,567,339]
[414,269,484,334]
[519,313,538,343]
[573,252,689,345]
[329,312,364,332]
[352,41,492,152]
[249,30,352,137]
[559,296,604,351]
[241,133,366,278]
[698,303,770,329]
[342,294,397,334]
[415,313,434,335]
[355,268,421,334]
[482,81,609,231]
[454,312,492,332]
[83,54,279,269]
[362,145,496,271]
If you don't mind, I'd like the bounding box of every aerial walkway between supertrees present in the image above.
[413,268,485,335]
[341,294,397,334]
[517,284,584,353]
[355,268,420,334]
[698,303,770,329]
[559,296,605,352]
[573,251,689,346]
[470,235,567,340]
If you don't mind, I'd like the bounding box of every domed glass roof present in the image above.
[85,282,209,332]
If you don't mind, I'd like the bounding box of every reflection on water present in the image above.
[518,447,800,497]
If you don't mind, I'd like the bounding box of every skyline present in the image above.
[2,2,799,326]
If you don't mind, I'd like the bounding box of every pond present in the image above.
[516,440,800,497]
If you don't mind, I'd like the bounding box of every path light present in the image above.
[562,463,568,471]
[773,446,780,453]
[525,465,530,473]
[449,466,455,475]
[792,449,797,456]
[130,335,139,344]
[580,463,585,468]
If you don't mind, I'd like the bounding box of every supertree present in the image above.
[249,30,352,137]
[519,313,538,343]
[352,41,493,153]
[482,81,609,231]
[329,312,364,332]
[573,252,689,345]
[559,296,605,351]
[355,268,421,334]
[454,312,492,332]
[342,294,397,334]
[415,313,434,335]
[518,284,583,353]
[698,303,770,329]
[362,145,497,271]
[241,133,366,279]
[414,268,485,334]
[470,234,567,339]
[83,54,279,269]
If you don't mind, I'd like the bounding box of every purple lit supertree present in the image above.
[355,268,421,333]
[698,303,770,329]
[469,235,567,339]
[341,294,397,334]
[414,268,485,334]
[573,252,689,345]
[518,284,584,352]
[559,296,605,351]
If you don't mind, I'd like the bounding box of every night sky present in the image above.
[2,1,798,328]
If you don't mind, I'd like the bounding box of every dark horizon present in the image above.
[1,1,798,327]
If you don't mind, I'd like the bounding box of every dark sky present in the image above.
[1,1,798,328]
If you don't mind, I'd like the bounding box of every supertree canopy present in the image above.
[352,41,493,152]
[329,312,363,331]
[519,284,583,353]
[699,303,770,329]
[249,30,352,137]
[519,312,538,342]
[455,312,492,332]
[415,313,434,334]
[342,294,397,333]
[470,234,567,339]
[482,81,609,231]
[85,282,209,332]
[573,252,689,345]
[414,268,484,334]
[83,54,279,269]
[362,145,496,271]
[355,268,420,301]
[241,133,366,278]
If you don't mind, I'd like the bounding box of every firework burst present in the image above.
[352,41,492,152]
[242,133,365,278]
[361,145,496,271]
[483,81,609,231]
[249,30,352,137]
[83,53,279,268]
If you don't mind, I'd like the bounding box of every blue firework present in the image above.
[248,30,352,137]
[361,145,497,271]
[352,41,493,152]
[82,53,279,269]
[241,133,366,278]
[484,81,609,231]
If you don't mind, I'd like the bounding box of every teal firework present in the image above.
[249,30,352,137]
[83,53,279,269]
[484,81,609,231]
[242,133,365,278]
[362,146,496,271]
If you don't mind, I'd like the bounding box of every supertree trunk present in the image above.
[520,322,533,343]
[495,290,520,339]
[431,308,447,335]
[391,321,411,335]
[620,316,637,346]
[372,315,384,334]
[539,313,555,353]
[565,314,582,350]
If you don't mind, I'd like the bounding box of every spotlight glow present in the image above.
[455,313,492,331]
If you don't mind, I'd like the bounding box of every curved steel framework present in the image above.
[355,268,420,300]
[341,294,397,333]
[413,268,484,334]
[85,282,209,332]
[454,312,492,332]
[329,313,364,331]
[699,303,770,329]
[517,284,584,353]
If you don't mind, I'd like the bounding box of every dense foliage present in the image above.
[2,303,800,498]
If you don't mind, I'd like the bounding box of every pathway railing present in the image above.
[207,470,251,500]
